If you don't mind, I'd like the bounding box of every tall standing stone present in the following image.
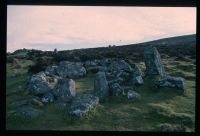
[144,46,166,78]
[94,72,109,99]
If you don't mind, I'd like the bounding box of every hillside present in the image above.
[6,34,196,131]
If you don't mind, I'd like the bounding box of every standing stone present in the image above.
[144,46,166,77]
[132,65,144,85]
[54,78,76,102]
[94,72,109,99]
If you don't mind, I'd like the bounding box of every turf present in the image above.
[6,56,196,131]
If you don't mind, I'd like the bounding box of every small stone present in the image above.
[127,90,141,100]
[132,65,144,85]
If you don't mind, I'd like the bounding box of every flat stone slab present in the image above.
[155,76,185,94]
[8,107,43,119]
[68,94,99,117]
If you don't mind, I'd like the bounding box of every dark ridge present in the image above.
[8,34,196,74]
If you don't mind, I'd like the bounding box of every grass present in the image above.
[6,55,196,131]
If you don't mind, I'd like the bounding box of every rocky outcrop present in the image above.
[57,61,86,78]
[154,76,185,94]
[54,78,76,102]
[144,46,166,77]
[27,71,51,95]
[68,94,99,117]
[132,65,144,85]
[94,72,109,99]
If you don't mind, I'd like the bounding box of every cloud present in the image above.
[7,6,196,52]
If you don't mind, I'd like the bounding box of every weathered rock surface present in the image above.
[45,65,58,76]
[132,65,144,85]
[68,94,99,117]
[107,60,133,74]
[94,72,109,99]
[27,71,51,95]
[106,60,133,84]
[109,83,124,96]
[41,92,54,103]
[57,61,86,78]
[84,59,100,68]
[84,58,112,69]
[54,78,76,102]
[144,46,166,77]
[9,107,43,119]
[155,76,185,93]
[127,90,141,100]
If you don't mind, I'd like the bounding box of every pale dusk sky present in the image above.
[7,6,196,52]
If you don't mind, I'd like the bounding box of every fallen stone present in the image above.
[27,71,51,95]
[30,98,44,107]
[10,107,43,119]
[155,76,185,94]
[57,61,86,78]
[68,94,99,117]
[11,98,44,107]
[107,59,133,74]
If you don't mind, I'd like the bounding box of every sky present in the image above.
[7,6,196,52]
